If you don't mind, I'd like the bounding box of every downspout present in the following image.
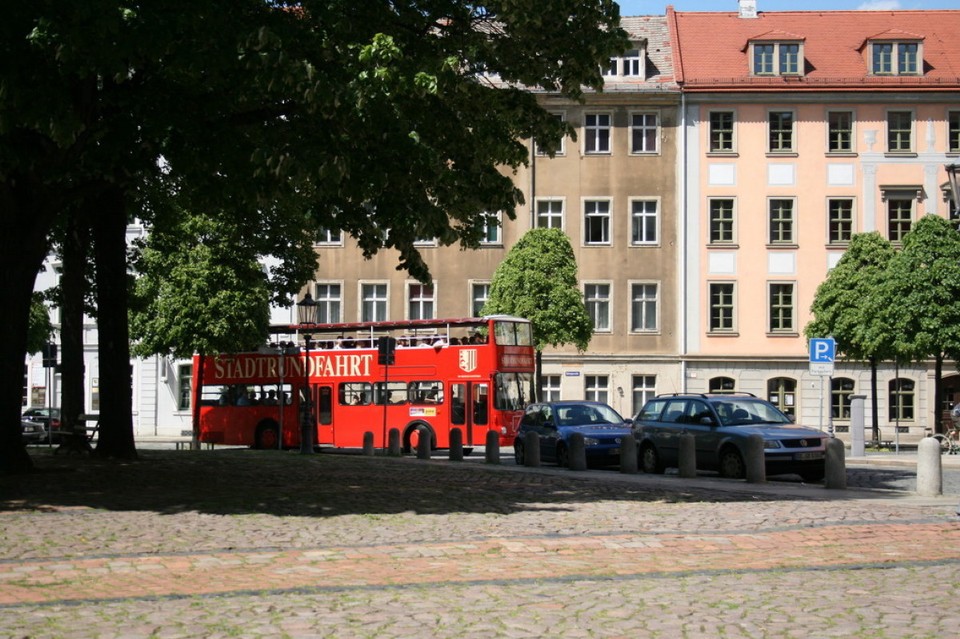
[680,90,688,393]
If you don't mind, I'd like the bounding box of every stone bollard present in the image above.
[449,428,464,461]
[416,426,431,459]
[824,438,846,489]
[620,434,638,474]
[744,434,766,483]
[388,428,401,456]
[485,430,500,464]
[916,436,943,497]
[568,432,587,471]
[524,431,540,467]
[678,432,697,479]
[362,431,375,456]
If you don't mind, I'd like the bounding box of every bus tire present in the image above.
[254,421,280,450]
[403,423,434,454]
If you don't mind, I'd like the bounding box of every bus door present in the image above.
[450,382,489,446]
[316,384,333,445]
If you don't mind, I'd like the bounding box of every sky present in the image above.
[616,0,960,14]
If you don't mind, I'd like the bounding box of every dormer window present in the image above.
[750,40,803,76]
[602,43,646,80]
[870,41,921,75]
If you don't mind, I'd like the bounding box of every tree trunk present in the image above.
[59,213,89,438]
[534,349,543,403]
[0,182,60,474]
[91,187,137,460]
[935,354,944,435]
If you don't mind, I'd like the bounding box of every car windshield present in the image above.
[556,404,623,426]
[712,399,791,426]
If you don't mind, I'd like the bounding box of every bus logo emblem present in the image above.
[459,349,478,373]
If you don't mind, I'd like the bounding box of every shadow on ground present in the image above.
[0,448,794,517]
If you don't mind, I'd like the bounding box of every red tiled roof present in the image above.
[667,8,960,91]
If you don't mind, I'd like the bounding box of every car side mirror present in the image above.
[699,416,715,425]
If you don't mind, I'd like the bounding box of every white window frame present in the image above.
[177,364,193,411]
[314,282,343,324]
[480,211,502,245]
[406,281,436,321]
[584,282,612,333]
[827,198,855,245]
[629,111,659,155]
[629,281,659,333]
[768,197,796,245]
[631,375,657,418]
[535,198,565,230]
[584,112,612,155]
[542,375,562,402]
[584,375,610,404]
[708,197,736,245]
[583,198,612,246]
[535,112,566,157]
[470,281,490,317]
[629,197,659,246]
[359,281,389,323]
[317,227,343,246]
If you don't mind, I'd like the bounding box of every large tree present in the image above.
[482,228,593,398]
[2,2,628,472]
[805,232,896,442]
[882,215,960,433]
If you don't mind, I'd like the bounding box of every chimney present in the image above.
[739,0,758,18]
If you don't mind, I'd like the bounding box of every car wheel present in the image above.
[719,447,745,479]
[513,440,524,465]
[556,443,569,468]
[640,443,664,474]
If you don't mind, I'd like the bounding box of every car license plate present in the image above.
[610,448,620,455]
[795,452,823,461]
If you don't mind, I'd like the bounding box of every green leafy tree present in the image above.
[26,294,53,356]
[1,2,627,472]
[805,232,896,442]
[882,215,960,432]
[482,228,593,398]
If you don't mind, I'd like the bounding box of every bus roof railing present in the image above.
[269,315,529,335]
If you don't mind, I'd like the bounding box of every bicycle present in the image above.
[933,427,960,455]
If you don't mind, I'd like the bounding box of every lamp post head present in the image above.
[297,292,318,325]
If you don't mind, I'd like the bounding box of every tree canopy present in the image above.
[482,228,593,352]
[1,1,628,472]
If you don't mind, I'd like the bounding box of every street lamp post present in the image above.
[946,163,960,221]
[297,293,318,455]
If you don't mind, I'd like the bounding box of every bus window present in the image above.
[495,372,533,411]
[473,383,489,425]
[494,321,514,345]
[450,383,466,424]
[340,382,372,406]
[410,381,443,404]
[375,381,408,405]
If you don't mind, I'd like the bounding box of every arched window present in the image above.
[709,376,736,394]
[831,378,855,420]
[767,377,797,417]
[889,378,915,421]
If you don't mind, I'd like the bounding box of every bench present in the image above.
[54,414,99,455]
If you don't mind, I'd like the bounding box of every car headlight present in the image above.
[764,440,783,449]
[582,437,600,446]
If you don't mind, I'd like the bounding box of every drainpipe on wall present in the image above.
[679,90,688,393]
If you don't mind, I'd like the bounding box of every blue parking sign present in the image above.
[809,338,835,376]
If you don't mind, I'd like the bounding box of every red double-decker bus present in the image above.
[192,316,535,452]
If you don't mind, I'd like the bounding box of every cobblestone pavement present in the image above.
[1,449,959,638]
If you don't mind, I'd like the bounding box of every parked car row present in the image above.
[20,407,63,445]
[512,393,827,482]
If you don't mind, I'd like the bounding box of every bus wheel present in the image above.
[404,424,433,454]
[255,422,280,450]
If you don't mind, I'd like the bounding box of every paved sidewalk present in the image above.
[2,449,959,638]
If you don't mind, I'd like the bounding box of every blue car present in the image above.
[513,401,632,468]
